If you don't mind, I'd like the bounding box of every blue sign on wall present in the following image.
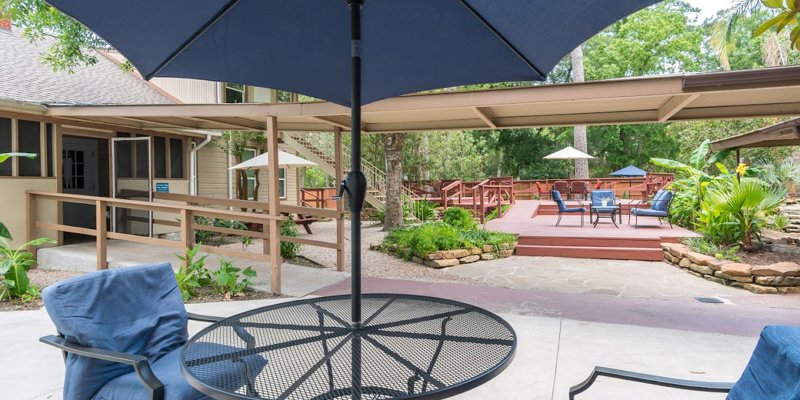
[155,182,170,193]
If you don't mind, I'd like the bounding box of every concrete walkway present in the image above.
[9,298,753,400]
[36,240,348,297]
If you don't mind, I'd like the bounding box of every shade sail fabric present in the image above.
[543,146,595,160]
[46,0,659,107]
[229,150,316,169]
[609,165,647,176]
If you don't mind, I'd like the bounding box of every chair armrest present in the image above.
[40,335,164,400]
[568,366,734,400]
[187,312,224,323]
[187,313,255,349]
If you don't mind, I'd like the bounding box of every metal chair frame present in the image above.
[568,366,733,400]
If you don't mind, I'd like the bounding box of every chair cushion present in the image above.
[552,190,567,211]
[590,190,615,207]
[42,263,188,400]
[631,208,667,217]
[562,207,586,213]
[652,191,672,212]
[94,343,267,400]
[728,326,800,400]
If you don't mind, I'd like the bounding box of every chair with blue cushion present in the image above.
[629,189,674,228]
[569,325,800,399]
[589,190,621,228]
[551,189,585,227]
[40,263,266,400]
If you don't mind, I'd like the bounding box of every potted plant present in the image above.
[600,196,611,207]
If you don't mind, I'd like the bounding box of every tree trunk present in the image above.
[571,46,589,179]
[383,132,406,231]
[420,133,430,181]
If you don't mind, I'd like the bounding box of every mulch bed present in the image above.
[738,250,799,266]
[184,286,280,304]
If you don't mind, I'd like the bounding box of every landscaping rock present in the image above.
[715,271,754,283]
[480,253,496,260]
[412,256,423,264]
[687,270,703,278]
[661,243,688,258]
[470,247,482,255]
[705,258,730,272]
[689,263,715,275]
[751,262,800,277]
[754,276,800,286]
[742,283,779,294]
[678,258,692,268]
[424,252,442,261]
[370,241,382,250]
[686,252,718,266]
[482,245,495,253]
[459,255,480,264]
[498,249,513,258]
[720,263,752,276]
[440,249,470,259]
[704,275,727,285]
[777,287,800,294]
[499,242,511,250]
[425,259,460,268]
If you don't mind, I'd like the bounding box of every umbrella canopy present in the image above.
[609,165,647,177]
[46,0,659,330]
[543,146,595,160]
[229,150,316,170]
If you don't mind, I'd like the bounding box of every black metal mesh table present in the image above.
[181,294,516,400]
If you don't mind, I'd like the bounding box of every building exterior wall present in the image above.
[149,77,219,104]
[197,138,230,199]
[1,178,58,247]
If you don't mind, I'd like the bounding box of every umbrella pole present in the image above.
[348,0,365,331]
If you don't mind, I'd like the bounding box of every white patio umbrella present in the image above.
[543,146,595,160]
[229,150,316,170]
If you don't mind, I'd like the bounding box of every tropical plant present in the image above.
[753,158,800,194]
[0,237,55,301]
[382,222,517,258]
[706,178,785,251]
[442,207,477,230]
[211,259,256,300]
[193,216,248,246]
[769,213,790,231]
[403,200,437,223]
[175,245,211,301]
[755,0,800,51]
[280,219,301,259]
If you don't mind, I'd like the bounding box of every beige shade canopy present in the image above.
[543,146,595,160]
[229,150,316,170]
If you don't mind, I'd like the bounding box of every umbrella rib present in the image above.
[145,0,241,80]
[457,0,546,80]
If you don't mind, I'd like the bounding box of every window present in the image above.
[153,136,166,178]
[279,168,286,199]
[115,133,132,178]
[62,149,85,190]
[18,120,41,176]
[241,149,257,199]
[0,118,10,176]
[46,124,53,177]
[170,138,184,178]
[225,83,245,103]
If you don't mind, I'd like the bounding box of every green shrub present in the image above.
[683,237,741,262]
[175,245,211,301]
[211,258,256,299]
[280,219,301,258]
[770,214,789,231]
[381,222,517,258]
[442,207,476,230]
[485,205,511,222]
[0,237,54,301]
[404,200,437,222]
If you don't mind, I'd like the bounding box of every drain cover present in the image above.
[695,297,724,304]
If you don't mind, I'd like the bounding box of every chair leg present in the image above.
[556,213,562,227]
[581,211,584,227]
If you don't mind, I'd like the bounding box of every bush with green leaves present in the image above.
[442,207,477,230]
[280,219,301,258]
[403,200,437,222]
[175,245,211,301]
[683,237,741,262]
[382,222,516,258]
[193,216,248,246]
[485,205,511,222]
[0,237,55,301]
[706,178,784,251]
[211,259,256,299]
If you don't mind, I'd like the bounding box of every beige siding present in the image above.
[197,139,230,198]
[1,178,59,248]
[149,77,218,104]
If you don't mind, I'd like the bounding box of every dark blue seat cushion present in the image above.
[95,342,266,400]
[42,263,188,400]
[631,208,667,217]
[728,326,800,400]
[590,190,616,208]
[652,191,672,212]
[563,207,586,213]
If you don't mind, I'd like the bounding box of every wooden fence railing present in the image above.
[26,190,346,294]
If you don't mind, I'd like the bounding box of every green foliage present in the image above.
[754,0,800,51]
[382,222,517,258]
[193,216,248,246]
[211,259,256,299]
[442,207,477,230]
[280,219,301,259]
[403,200,437,223]
[175,246,211,302]
[706,178,785,251]
[303,166,330,188]
[769,213,790,231]
[753,157,800,194]
[683,237,742,262]
[0,153,36,240]
[0,237,55,301]
[485,205,511,222]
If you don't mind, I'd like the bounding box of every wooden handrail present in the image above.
[153,191,344,219]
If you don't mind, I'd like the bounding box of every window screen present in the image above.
[0,118,10,176]
[170,138,184,178]
[154,136,166,178]
[46,124,53,177]
[18,120,41,176]
[135,139,148,178]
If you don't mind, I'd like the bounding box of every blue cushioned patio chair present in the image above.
[629,189,673,228]
[552,189,585,227]
[569,325,800,400]
[40,263,266,400]
[589,190,622,228]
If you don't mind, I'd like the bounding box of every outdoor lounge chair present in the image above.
[553,180,570,198]
[552,189,585,227]
[589,190,622,228]
[569,325,800,400]
[570,181,589,200]
[629,189,673,228]
[40,263,266,400]
[535,181,550,200]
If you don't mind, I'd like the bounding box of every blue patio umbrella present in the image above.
[609,165,647,177]
[46,0,660,331]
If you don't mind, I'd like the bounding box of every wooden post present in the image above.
[54,124,63,245]
[334,127,345,271]
[180,208,193,251]
[479,186,485,224]
[26,191,35,255]
[95,200,107,270]
[266,116,282,295]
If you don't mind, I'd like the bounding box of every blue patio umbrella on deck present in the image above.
[45,0,661,396]
[609,165,647,177]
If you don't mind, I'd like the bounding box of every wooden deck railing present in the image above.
[26,190,346,294]
[300,188,338,209]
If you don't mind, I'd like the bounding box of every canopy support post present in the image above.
[266,116,282,295]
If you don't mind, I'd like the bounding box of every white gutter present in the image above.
[189,133,213,195]
[217,82,235,200]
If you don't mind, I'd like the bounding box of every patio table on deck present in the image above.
[181,294,516,400]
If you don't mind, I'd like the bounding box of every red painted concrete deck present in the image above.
[484,200,698,261]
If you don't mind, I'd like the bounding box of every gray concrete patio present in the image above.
[9,297,754,400]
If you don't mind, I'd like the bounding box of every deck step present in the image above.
[515,244,664,261]
[517,235,661,248]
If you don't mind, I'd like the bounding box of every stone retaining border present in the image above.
[371,242,516,268]
[661,242,800,294]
